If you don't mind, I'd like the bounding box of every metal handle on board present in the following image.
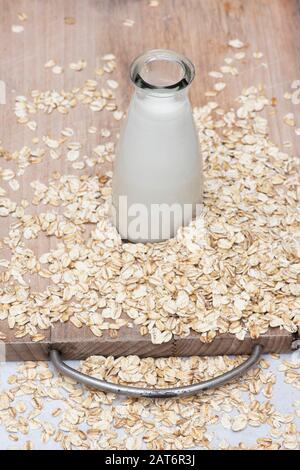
[50,344,263,398]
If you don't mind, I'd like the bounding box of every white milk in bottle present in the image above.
[112,49,203,242]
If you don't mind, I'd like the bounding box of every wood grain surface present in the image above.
[51,324,294,360]
[0,0,299,360]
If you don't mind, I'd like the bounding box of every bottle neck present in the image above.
[130,49,195,95]
[131,88,191,121]
[135,87,188,101]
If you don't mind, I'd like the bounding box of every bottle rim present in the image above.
[130,49,195,93]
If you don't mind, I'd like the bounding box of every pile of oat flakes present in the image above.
[0,37,299,450]
[0,353,299,449]
[0,51,299,345]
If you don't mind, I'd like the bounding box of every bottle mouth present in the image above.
[130,49,195,93]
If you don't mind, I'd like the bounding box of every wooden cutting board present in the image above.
[0,0,299,360]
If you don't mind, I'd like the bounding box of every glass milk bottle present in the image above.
[112,49,203,242]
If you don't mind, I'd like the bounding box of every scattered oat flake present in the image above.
[220,65,238,75]
[17,12,28,21]
[69,60,87,71]
[253,51,263,59]
[88,126,97,134]
[67,150,80,162]
[72,161,85,170]
[283,112,295,127]
[61,128,74,137]
[295,128,300,135]
[221,414,232,430]
[9,179,20,191]
[50,150,60,160]
[113,110,124,120]
[101,128,111,138]
[43,136,60,149]
[232,415,248,432]
[12,25,24,33]
[52,65,63,75]
[283,140,292,148]
[235,52,246,60]
[209,71,223,79]
[123,18,135,27]
[214,82,226,92]
[102,54,116,61]
[44,59,56,68]
[107,79,119,89]
[228,39,245,48]
[64,16,76,25]
[149,0,159,5]
[205,90,218,97]
[27,121,37,132]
